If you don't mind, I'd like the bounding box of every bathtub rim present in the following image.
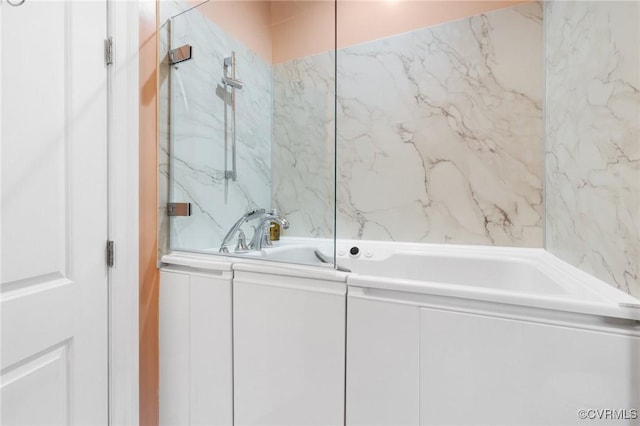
[161,238,640,322]
[347,273,640,322]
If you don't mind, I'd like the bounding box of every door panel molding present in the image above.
[1,273,69,298]
[1,342,71,426]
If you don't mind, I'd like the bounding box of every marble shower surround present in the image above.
[272,52,336,238]
[273,2,543,247]
[161,2,273,251]
[159,1,639,299]
[545,1,640,299]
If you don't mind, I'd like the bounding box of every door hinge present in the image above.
[104,37,113,66]
[106,240,115,267]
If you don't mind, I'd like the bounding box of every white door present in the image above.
[1,1,109,424]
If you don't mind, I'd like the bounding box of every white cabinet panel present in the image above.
[190,273,233,426]
[159,268,233,426]
[346,294,420,426]
[159,270,191,426]
[419,308,640,426]
[233,270,346,426]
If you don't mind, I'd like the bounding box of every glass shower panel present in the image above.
[168,6,272,252]
[164,1,336,267]
[271,12,337,263]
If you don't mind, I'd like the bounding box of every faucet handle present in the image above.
[262,227,273,247]
[234,230,249,253]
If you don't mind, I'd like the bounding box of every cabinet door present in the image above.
[419,308,640,426]
[234,272,345,426]
[159,269,233,426]
[346,293,420,426]
[190,273,233,426]
[159,270,190,425]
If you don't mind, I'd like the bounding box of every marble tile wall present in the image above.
[273,2,543,247]
[545,1,640,299]
[161,2,273,251]
[272,53,336,238]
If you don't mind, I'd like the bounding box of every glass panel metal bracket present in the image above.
[169,44,192,65]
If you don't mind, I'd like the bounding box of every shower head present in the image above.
[222,76,244,89]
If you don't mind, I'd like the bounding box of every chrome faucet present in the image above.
[249,210,290,250]
[219,208,265,253]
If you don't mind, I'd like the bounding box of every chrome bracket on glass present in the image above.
[169,44,193,65]
[167,202,191,217]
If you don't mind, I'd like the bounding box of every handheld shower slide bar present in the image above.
[223,55,244,89]
[223,52,243,181]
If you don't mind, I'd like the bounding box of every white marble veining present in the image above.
[274,3,543,247]
[545,1,640,299]
[163,2,273,250]
[336,2,543,246]
[272,53,336,238]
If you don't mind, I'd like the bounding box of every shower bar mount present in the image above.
[223,52,242,181]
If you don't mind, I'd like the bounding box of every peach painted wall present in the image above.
[187,0,272,63]
[272,0,531,63]
[271,1,335,63]
[337,1,531,51]
[139,2,159,425]
[181,1,530,63]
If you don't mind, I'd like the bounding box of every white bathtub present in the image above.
[330,239,640,322]
[326,240,640,426]
[209,237,640,321]
[162,238,640,426]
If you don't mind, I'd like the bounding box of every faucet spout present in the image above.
[219,208,265,253]
[249,212,290,251]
